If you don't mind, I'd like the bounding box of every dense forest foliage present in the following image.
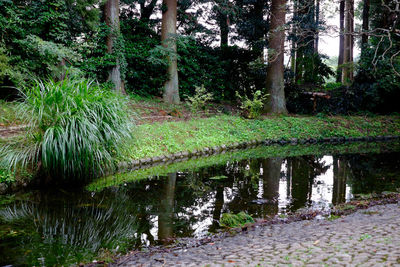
[0,0,399,113]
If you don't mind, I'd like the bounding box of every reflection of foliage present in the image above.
[346,152,400,194]
[0,192,137,266]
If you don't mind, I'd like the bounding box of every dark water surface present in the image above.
[1,143,400,266]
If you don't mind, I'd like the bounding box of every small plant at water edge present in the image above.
[187,85,213,112]
[236,90,268,119]
[220,211,255,228]
[0,77,134,180]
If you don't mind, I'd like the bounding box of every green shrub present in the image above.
[236,90,267,119]
[187,85,213,112]
[0,169,15,184]
[0,77,134,180]
[220,211,255,228]
[324,82,342,92]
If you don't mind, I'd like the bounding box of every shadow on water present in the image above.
[1,143,400,265]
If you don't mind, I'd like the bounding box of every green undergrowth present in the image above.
[0,169,15,184]
[220,212,255,228]
[122,115,400,160]
[0,100,21,126]
[87,141,400,191]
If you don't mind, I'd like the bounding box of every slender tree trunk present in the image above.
[337,0,345,82]
[105,0,124,93]
[56,58,66,81]
[161,0,180,104]
[314,0,320,53]
[290,0,298,79]
[349,0,354,66]
[361,0,370,56]
[264,0,288,114]
[254,0,265,59]
[219,14,229,47]
[342,0,354,85]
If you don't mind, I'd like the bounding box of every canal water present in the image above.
[1,143,400,266]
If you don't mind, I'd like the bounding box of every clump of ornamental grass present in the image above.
[0,78,134,180]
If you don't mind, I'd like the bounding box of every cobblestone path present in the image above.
[114,204,400,266]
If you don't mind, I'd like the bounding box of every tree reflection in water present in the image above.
[2,152,400,266]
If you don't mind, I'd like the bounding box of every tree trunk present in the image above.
[361,0,369,55]
[314,0,320,53]
[56,58,66,81]
[161,0,180,104]
[105,0,124,93]
[350,0,354,65]
[291,0,298,78]
[219,14,229,47]
[337,0,345,82]
[253,0,265,59]
[264,0,288,114]
[342,0,354,85]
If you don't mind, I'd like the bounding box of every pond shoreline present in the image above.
[107,193,400,266]
[116,134,400,173]
[2,136,400,195]
[1,115,400,193]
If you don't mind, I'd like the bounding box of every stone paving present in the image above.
[114,203,400,266]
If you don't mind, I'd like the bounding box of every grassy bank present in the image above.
[122,114,400,160]
[1,113,400,186]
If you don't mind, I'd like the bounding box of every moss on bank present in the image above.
[122,115,400,160]
[88,141,400,191]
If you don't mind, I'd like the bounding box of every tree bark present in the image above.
[161,0,180,104]
[361,0,370,55]
[314,0,320,53]
[56,58,66,81]
[337,0,345,82]
[219,14,229,47]
[342,0,354,85]
[264,0,288,114]
[253,0,265,58]
[105,0,124,93]
[290,0,297,79]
